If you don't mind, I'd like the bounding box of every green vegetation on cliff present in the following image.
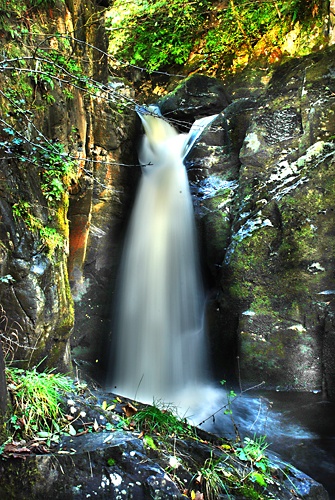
[106,0,211,71]
[106,0,326,74]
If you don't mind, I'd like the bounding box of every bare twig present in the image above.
[0,305,35,362]
[197,381,266,427]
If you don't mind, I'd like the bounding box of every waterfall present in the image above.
[109,107,217,405]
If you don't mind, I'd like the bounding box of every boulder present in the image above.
[158,74,232,122]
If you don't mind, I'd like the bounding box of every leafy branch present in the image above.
[197,380,266,431]
[0,33,196,184]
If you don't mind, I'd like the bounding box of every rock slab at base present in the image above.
[0,429,329,499]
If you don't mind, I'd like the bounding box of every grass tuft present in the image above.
[6,366,73,438]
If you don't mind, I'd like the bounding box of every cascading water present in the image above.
[106,107,335,496]
[109,107,217,404]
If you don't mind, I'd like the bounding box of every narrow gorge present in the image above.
[0,0,335,498]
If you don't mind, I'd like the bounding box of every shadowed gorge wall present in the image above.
[0,0,137,372]
[157,53,335,399]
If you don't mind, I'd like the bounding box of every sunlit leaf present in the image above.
[68,425,76,436]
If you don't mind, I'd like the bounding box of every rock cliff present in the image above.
[0,0,137,373]
[157,50,335,400]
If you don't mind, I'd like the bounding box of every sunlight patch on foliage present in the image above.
[106,0,211,72]
[106,0,324,73]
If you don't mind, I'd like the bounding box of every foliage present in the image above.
[0,30,131,210]
[233,435,275,491]
[131,400,193,437]
[6,366,74,439]
[0,14,155,276]
[237,435,269,464]
[0,0,59,35]
[33,47,97,95]
[220,381,237,416]
[204,0,323,63]
[236,435,270,485]
[0,0,58,15]
[12,201,64,256]
[126,391,277,498]
[29,0,60,8]
[39,141,77,202]
[196,455,228,500]
[0,41,80,256]
[0,51,78,205]
[106,0,211,72]
[0,368,295,498]
[107,0,325,73]
[190,440,273,499]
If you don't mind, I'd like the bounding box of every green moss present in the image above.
[229,281,254,302]
[278,195,319,264]
[12,201,65,259]
[239,484,264,499]
[249,289,273,316]
[228,225,279,307]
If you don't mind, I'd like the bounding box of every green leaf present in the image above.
[37,431,51,438]
[250,471,267,487]
[143,435,157,450]
[238,449,248,461]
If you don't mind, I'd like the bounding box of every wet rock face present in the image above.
[68,98,138,378]
[0,0,137,373]
[158,50,335,398]
[0,150,73,371]
[227,48,335,396]
[158,74,232,123]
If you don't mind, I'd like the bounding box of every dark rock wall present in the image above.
[69,95,138,378]
[0,0,78,370]
[0,0,138,373]
[227,49,335,397]
[158,48,335,399]
[64,2,139,376]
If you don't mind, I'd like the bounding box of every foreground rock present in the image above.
[0,388,329,499]
[0,431,328,499]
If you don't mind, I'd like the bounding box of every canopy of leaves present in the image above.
[106,0,325,73]
[106,0,212,72]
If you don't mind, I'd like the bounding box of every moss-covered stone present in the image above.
[215,48,335,394]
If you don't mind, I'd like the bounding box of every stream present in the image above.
[195,387,335,499]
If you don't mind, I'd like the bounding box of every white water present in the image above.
[109,108,217,404]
